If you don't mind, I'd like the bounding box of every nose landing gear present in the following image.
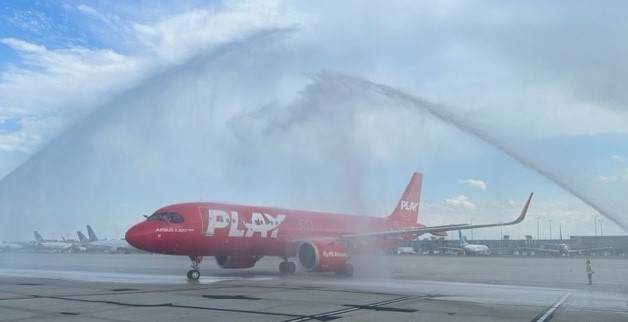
[187,255,203,280]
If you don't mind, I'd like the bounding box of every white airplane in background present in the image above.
[525,243,612,256]
[77,225,135,253]
[33,231,73,252]
[0,241,23,251]
[442,230,490,255]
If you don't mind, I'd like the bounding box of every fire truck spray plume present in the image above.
[316,71,627,232]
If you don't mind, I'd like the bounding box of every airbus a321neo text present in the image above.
[126,172,532,280]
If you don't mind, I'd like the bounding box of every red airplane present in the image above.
[126,173,532,280]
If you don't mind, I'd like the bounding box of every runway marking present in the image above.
[202,294,260,300]
[0,268,275,284]
[23,294,418,321]
[282,295,418,322]
[29,294,304,319]
[532,292,571,322]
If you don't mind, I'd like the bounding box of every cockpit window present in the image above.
[146,212,184,223]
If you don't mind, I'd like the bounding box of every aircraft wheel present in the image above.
[279,261,288,273]
[343,263,354,276]
[335,263,354,277]
[187,269,200,280]
[279,261,296,274]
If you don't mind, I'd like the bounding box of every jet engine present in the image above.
[215,255,261,269]
[296,240,353,275]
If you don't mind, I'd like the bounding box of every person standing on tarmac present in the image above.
[586,259,594,285]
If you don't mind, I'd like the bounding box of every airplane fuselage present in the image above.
[39,241,72,251]
[462,244,489,255]
[129,202,424,257]
[125,172,531,279]
[0,242,23,251]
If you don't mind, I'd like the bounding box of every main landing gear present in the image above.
[279,259,296,274]
[187,255,203,280]
[335,263,354,276]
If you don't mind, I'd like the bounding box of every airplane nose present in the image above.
[125,223,156,252]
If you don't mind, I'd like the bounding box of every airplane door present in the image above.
[198,206,214,236]
[206,212,215,236]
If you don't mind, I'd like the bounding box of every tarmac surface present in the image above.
[0,253,627,321]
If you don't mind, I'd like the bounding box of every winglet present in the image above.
[507,192,533,225]
[342,192,533,240]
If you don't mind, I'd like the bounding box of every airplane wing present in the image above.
[523,247,560,254]
[438,246,464,252]
[567,247,613,253]
[340,193,533,240]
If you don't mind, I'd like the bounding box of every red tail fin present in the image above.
[387,172,422,223]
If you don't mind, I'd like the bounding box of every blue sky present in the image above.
[0,1,627,241]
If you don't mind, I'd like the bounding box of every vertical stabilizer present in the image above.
[387,172,423,223]
[77,231,89,245]
[458,230,468,246]
[33,231,44,243]
[87,225,99,242]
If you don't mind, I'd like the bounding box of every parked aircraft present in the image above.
[458,230,490,255]
[77,225,135,253]
[33,231,73,252]
[126,172,533,280]
[396,246,417,255]
[525,243,612,256]
[441,230,490,255]
[0,241,23,251]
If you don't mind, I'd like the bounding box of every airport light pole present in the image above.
[593,214,598,236]
[500,222,503,241]
[547,219,552,240]
[536,217,540,242]
[470,218,474,241]
[599,219,604,236]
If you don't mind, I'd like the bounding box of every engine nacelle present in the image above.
[215,255,261,269]
[297,240,350,273]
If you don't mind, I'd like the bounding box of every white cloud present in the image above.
[596,175,618,184]
[459,179,487,190]
[76,5,114,25]
[0,1,292,155]
[0,116,62,152]
[1,38,46,53]
[6,9,51,34]
[0,40,147,151]
[421,195,626,240]
[612,155,626,163]
[444,195,476,209]
[133,1,295,63]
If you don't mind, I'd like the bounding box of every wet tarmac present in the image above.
[0,253,627,321]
